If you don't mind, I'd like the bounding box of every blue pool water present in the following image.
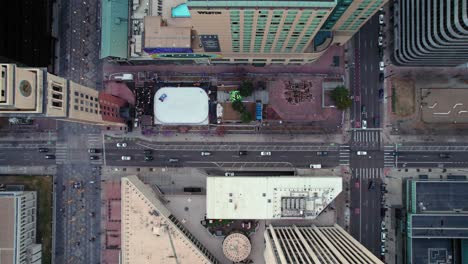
[172,4,191,18]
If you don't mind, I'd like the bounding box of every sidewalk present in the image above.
[105,130,348,144]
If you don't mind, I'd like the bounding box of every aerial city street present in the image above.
[0,0,467,264]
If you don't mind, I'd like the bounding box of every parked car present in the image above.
[310,164,322,169]
[45,154,55,159]
[260,151,271,156]
[362,119,368,129]
[225,172,235,176]
[378,88,384,99]
[379,61,385,71]
[379,14,385,24]
[90,155,99,160]
[316,151,328,156]
[183,187,202,193]
[121,156,131,161]
[238,151,248,156]
[169,158,179,163]
[381,232,386,243]
[201,151,211,156]
[88,148,99,153]
[378,36,383,46]
[116,142,127,148]
[144,156,153,161]
[374,116,380,127]
[380,245,386,256]
[38,148,49,153]
[357,151,367,156]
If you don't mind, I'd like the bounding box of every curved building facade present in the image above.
[394,0,468,66]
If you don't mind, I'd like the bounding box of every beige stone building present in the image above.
[127,0,388,64]
[0,191,42,264]
[264,224,383,264]
[0,64,126,126]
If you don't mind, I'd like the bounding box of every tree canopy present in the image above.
[330,86,352,110]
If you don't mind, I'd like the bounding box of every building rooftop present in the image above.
[0,196,15,264]
[412,180,468,213]
[154,87,209,125]
[121,176,220,264]
[143,16,191,49]
[206,176,342,219]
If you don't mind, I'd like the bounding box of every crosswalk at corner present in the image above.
[339,145,350,166]
[55,143,68,164]
[383,145,396,168]
[352,168,384,179]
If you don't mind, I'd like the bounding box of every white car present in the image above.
[379,14,384,24]
[260,151,271,156]
[362,119,368,129]
[381,232,386,243]
[310,164,322,169]
[225,172,235,176]
[116,142,127,148]
[201,151,211,156]
[378,36,383,46]
[357,151,368,156]
[379,61,385,71]
[121,155,132,161]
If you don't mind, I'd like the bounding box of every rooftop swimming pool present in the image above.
[172,3,191,18]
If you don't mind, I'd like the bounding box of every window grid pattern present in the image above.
[230,10,241,52]
[243,10,254,52]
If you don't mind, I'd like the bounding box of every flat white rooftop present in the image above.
[206,176,342,220]
[154,87,209,125]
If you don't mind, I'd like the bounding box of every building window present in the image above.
[95,110,98,114]
[52,101,62,107]
[90,96,94,101]
[80,93,84,98]
[74,105,79,110]
[52,93,62,100]
[52,84,62,92]
[80,100,84,104]
[75,98,78,103]
[74,91,79,96]
[85,95,89,99]
[85,108,88,112]
[80,106,84,111]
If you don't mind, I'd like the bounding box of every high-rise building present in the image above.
[264,224,383,264]
[0,191,42,264]
[393,0,468,66]
[405,178,468,264]
[0,64,128,127]
[110,0,388,64]
[206,176,342,220]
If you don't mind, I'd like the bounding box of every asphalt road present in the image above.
[104,140,345,169]
[0,141,56,166]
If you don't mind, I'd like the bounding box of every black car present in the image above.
[38,148,49,153]
[378,88,384,99]
[368,181,375,190]
[439,153,451,158]
[239,151,247,156]
[88,148,100,153]
[379,72,384,82]
[317,151,328,156]
[144,149,153,155]
[45,155,55,159]
[144,156,153,161]
[90,155,99,160]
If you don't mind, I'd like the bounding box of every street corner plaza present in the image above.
[154,87,209,125]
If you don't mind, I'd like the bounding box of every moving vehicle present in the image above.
[169,158,179,163]
[368,181,375,190]
[90,156,99,160]
[116,142,127,148]
[261,151,271,156]
[310,164,322,169]
[238,151,247,156]
[45,155,55,159]
[183,187,202,193]
[225,172,235,176]
[316,151,328,156]
[38,148,49,153]
[378,88,384,99]
[379,61,385,71]
[439,153,451,158]
[201,151,211,156]
[88,148,99,153]
[361,105,367,114]
[362,119,368,129]
[357,151,367,156]
[144,156,153,161]
[121,156,132,161]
